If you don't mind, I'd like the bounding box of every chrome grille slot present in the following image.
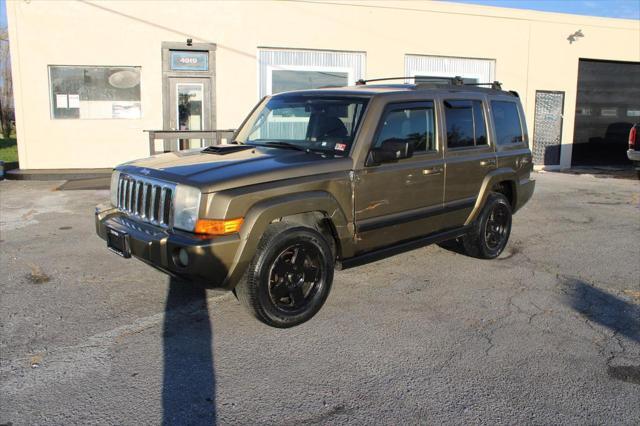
[115,174,175,228]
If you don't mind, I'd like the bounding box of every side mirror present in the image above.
[367,139,414,166]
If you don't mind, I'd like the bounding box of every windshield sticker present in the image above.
[335,143,347,151]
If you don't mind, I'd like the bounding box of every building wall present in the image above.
[7,0,640,169]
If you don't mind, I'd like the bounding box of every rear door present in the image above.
[441,95,496,228]
[490,98,532,182]
[354,101,444,253]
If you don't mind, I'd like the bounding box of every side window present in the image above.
[444,99,487,148]
[473,101,488,145]
[491,101,524,145]
[374,102,436,153]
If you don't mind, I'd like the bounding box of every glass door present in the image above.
[169,77,211,150]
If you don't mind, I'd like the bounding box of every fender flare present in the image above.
[465,168,517,226]
[223,191,351,288]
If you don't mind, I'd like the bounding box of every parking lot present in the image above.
[1,172,639,425]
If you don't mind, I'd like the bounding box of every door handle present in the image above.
[515,157,531,168]
[480,159,496,167]
[422,167,443,175]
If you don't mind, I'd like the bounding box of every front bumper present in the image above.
[95,207,240,289]
[627,149,640,164]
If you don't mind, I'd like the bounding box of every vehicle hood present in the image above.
[117,146,353,192]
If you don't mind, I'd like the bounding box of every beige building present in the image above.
[6,0,640,170]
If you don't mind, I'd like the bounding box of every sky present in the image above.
[0,0,6,29]
[448,0,640,19]
[0,0,638,27]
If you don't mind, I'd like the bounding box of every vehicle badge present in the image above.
[139,168,151,175]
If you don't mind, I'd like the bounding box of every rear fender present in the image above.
[465,168,516,226]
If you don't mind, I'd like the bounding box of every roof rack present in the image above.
[355,76,504,91]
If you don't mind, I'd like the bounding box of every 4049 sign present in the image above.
[170,51,209,71]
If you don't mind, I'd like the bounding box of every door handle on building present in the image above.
[480,159,496,167]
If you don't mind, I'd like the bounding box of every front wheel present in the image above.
[462,193,512,259]
[235,222,334,328]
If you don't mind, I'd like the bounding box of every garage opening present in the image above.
[572,59,640,166]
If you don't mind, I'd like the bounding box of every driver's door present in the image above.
[354,101,445,253]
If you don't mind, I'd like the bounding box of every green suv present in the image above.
[96,81,535,327]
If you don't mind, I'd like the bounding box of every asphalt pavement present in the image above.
[0,172,639,425]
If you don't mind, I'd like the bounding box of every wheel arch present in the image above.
[223,191,351,289]
[465,169,517,226]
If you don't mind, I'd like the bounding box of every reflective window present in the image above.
[375,103,436,152]
[49,66,141,119]
[491,101,524,145]
[444,100,487,148]
[473,101,488,145]
[271,70,348,94]
[236,95,367,155]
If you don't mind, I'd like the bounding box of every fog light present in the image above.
[177,248,189,267]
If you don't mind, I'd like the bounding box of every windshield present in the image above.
[235,95,369,154]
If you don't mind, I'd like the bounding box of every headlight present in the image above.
[173,185,201,231]
[110,170,121,207]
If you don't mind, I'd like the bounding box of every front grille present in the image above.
[116,174,175,228]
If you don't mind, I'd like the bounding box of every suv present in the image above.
[96,81,535,327]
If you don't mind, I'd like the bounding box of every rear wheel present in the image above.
[462,193,512,259]
[235,222,334,328]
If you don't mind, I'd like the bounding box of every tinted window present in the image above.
[375,103,436,152]
[473,101,487,145]
[491,101,524,145]
[444,100,486,148]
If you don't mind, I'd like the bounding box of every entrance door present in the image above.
[169,77,212,150]
[533,91,564,165]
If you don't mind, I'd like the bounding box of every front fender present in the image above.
[223,191,352,289]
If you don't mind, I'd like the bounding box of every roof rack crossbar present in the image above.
[356,76,503,91]
[464,81,503,90]
[355,77,412,85]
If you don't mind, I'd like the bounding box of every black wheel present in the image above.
[235,222,334,328]
[462,193,512,259]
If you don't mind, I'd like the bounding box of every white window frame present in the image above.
[265,64,355,96]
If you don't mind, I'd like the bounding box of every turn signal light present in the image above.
[194,218,244,236]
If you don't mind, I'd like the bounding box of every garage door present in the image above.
[572,59,640,166]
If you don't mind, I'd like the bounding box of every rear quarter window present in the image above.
[491,101,524,145]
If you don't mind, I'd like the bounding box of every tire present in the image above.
[461,193,512,259]
[235,222,334,328]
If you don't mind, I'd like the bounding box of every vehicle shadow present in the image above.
[162,278,216,425]
[563,277,640,344]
